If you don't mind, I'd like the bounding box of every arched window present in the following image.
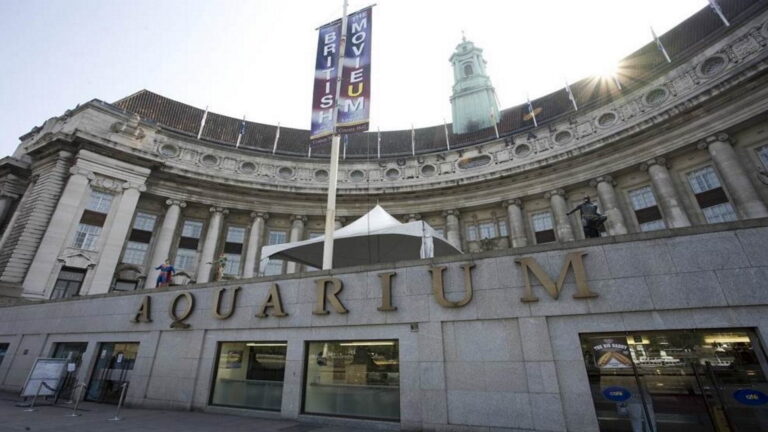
[463,63,473,77]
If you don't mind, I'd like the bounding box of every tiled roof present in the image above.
[112,0,763,160]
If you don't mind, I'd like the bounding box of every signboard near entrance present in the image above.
[21,358,67,397]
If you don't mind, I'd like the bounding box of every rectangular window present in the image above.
[303,340,400,420]
[73,223,102,250]
[122,241,149,265]
[86,190,113,213]
[210,342,287,411]
[579,329,768,432]
[628,186,665,232]
[121,212,157,265]
[497,219,508,237]
[478,222,496,239]
[263,230,287,276]
[175,220,203,273]
[756,144,768,170]
[222,226,246,276]
[72,191,113,250]
[531,211,555,244]
[114,280,138,291]
[51,267,86,299]
[687,166,737,223]
[465,224,478,241]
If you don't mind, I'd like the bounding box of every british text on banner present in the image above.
[310,20,343,142]
[337,7,372,134]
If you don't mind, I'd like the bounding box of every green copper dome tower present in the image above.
[449,36,500,134]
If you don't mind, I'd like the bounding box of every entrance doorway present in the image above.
[581,329,768,431]
[85,342,139,404]
[51,342,88,400]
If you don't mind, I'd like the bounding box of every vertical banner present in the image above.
[337,7,372,134]
[310,20,343,142]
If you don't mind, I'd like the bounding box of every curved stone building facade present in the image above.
[0,1,768,431]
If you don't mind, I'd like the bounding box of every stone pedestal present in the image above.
[286,215,307,274]
[242,212,268,278]
[87,183,146,295]
[546,189,574,242]
[196,207,228,283]
[590,176,628,235]
[443,210,462,251]
[698,133,768,219]
[502,199,527,247]
[641,158,691,228]
[147,199,186,288]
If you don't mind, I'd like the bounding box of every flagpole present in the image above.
[236,115,246,148]
[411,124,415,156]
[377,127,381,159]
[322,0,349,271]
[272,122,281,154]
[197,105,209,139]
[490,108,499,139]
[443,118,450,150]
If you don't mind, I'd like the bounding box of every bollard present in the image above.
[108,382,128,421]
[24,381,45,412]
[65,383,86,417]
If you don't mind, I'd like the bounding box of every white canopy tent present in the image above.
[259,205,461,271]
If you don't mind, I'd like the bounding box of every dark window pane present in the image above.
[80,210,107,227]
[224,242,243,254]
[695,187,728,209]
[635,206,662,224]
[535,229,556,244]
[178,237,199,250]
[210,342,287,411]
[128,229,152,243]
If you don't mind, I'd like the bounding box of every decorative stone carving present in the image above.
[110,114,145,139]
[165,199,187,208]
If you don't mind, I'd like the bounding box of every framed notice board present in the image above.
[21,358,67,397]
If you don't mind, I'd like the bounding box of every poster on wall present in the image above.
[591,338,633,369]
[225,350,243,369]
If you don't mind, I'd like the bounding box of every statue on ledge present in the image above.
[567,196,607,238]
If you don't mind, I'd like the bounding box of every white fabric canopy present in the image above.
[260,205,461,270]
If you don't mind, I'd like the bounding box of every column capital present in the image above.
[697,132,731,150]
[406,213,422,221]
[122,181,147,192]
[442,209,460,217]
[544,189,566,199]
[640,157,667,171]
[589,175,615,187]
[290,214,308,223]
[334,216,346,224]
[501,198,522,208]
[68,166,95,180]
[90,176,125,193]
[250,211,270,221]
[165,199,187,208]
[209,206,229,215]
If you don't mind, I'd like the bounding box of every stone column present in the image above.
[698,133,768,219]
[640,157,691,228]
[286,215,307,274]
[242,212,269,278]
[502,199,527,247]
[334,216,345,230]
[406,213,421,223]
[0,194,16,226]
[147,199,186,288]
[196,206,228,283]
[86,182,146,295]
[22,167,95,297]
[590,176,628,235]
[546,189,575,242]
[443,209,462,251]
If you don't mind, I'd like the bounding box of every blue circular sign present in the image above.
[733,389,768,406]
[602,386,632,402]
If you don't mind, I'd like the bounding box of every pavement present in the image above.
[0,391,386,432]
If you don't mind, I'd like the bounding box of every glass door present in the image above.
[581,329,768,432]
[51,342,88,401]
[85,342,139,404]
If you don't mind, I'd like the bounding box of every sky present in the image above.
[0,0,710,157]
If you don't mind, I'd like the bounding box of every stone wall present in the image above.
[0,220,767,431]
